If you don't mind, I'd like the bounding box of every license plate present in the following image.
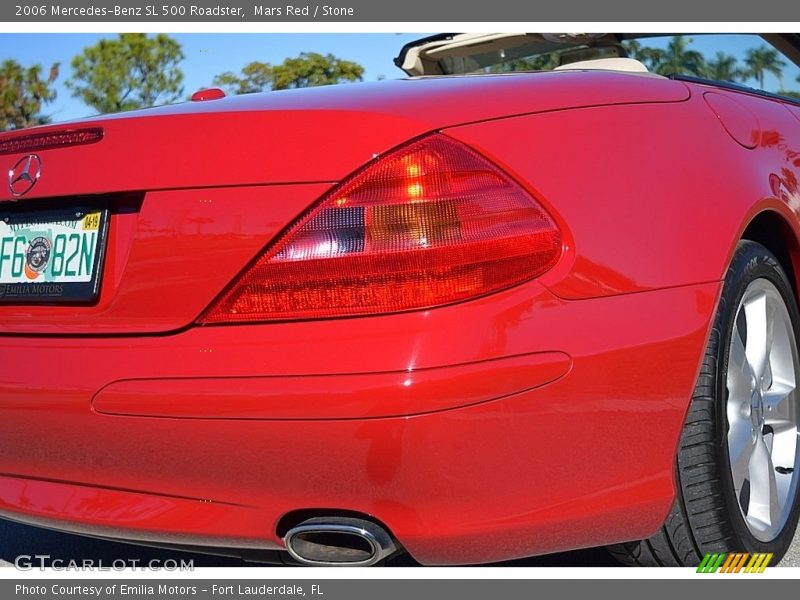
[0,207,109,303]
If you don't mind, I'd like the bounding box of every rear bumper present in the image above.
[0,280,719,565]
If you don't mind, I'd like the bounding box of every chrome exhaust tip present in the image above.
[284,517,397,566]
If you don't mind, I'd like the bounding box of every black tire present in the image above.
[608,240,800,566]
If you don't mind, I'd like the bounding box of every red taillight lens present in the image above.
[200,134,561,323]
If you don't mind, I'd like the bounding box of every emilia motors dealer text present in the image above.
[16,585,322,597]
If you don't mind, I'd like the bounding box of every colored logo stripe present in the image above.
[744,553,773,573]
[697,553,773,573]
[697,553,726,573]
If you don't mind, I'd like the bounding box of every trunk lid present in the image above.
[0,72,688,335]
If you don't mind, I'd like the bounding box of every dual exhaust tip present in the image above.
[284,516,398,566]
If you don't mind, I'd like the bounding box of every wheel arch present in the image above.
[739,207,800,303]
[672,205,800,503]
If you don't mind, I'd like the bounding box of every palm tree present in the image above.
[785,74,800,99]
[744,46,786,90]
[486,52,558,73]
[704,52,743,83]
[623,39,665,72]
[651,36,706,77]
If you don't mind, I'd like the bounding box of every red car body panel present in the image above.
[0,280,717,564]
[447,90,800,299]
[0,72,688,203]
[0,70,799,564]
[92,352,572,420]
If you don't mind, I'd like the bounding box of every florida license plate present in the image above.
[0,207,109,303]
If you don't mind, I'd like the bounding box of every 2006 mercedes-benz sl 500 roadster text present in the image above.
[2,33,800,566]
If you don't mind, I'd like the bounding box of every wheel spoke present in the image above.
[729,420,755,493]
[728,324,754,401]
[766,299,777,387]
[744,291,770,381]
[764,380,796,428]
[748,435,780,528]
[771,427,799,501]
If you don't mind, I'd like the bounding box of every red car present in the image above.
[2,33,800,567]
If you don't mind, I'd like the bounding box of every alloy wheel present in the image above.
[726,278,800,542]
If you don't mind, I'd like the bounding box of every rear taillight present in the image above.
[199,133,561,323]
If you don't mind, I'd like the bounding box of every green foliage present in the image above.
[653,36,706,76]
[0,59,59,130]
[743,46,787,90]
[625,36,705,77]
[784,75,800,99]
[624,37,797,95]
[214,52,364,94]
[622,40,666,72]
[213,62,273,94]
[67,33,184,114]
[703,52,743,83]
[488,54,558,73]
[272,52,364,89]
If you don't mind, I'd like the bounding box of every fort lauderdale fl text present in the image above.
[16,584,322,596]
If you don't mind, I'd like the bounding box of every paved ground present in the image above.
[785,537,800,566]
[0,518,798,568]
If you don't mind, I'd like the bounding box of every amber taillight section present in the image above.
[200,134,562,323]
[0,127,103,155]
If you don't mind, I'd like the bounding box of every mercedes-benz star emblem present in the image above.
[8,154,42,198]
